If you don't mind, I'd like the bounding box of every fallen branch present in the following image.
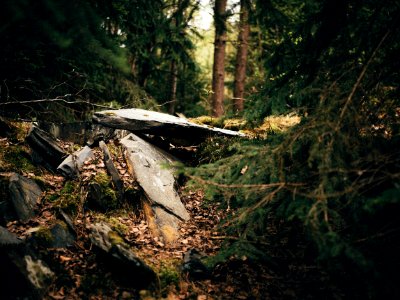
[0,97,115,109]
[188,175,304,190]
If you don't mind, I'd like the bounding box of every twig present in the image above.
[336,29,391,130]
[188,175,304,190]
[0,97,115,109]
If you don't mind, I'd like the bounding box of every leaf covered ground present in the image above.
[1,121,337,300]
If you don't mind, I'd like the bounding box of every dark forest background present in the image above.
[1,0,399,298]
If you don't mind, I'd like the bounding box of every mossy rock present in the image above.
[33,221,75,248]
[49,181,80,216]
[0,145,36,173]
[86,173,119,212]
[188,116,224,127]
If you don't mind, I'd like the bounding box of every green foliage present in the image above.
[189,0,400,297]
[157,260,180,293]
[0,0,161,121]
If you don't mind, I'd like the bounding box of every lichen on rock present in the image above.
[24,255,54,289]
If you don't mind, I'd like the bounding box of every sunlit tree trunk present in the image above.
[168,59,178,114]
[211,0,227,117]
[233,0,250,113]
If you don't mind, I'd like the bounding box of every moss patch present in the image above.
[35,226,54,246]
[49,180,81,216]
[87,172,119,212]
[108,230,127,247]
[157,259,180,296]
[0,145,36,173]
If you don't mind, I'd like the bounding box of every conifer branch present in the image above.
[336,29,391,129]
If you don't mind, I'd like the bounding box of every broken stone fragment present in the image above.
[57,145,94,178]
[8,173,42,222]
[0,225,23,247]
[0,173,15,225]
[99,140,124,198]
[25,125,67,171]
[0,246,54,299]
[181,248,210,280]
[121,133,189,243]
[88,222,156,288]
[31,221,75,248]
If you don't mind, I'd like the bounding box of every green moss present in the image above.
[52,180,80,216]
[2,145,36,173]
[32,176,50,190]
[108,216,129,236]
[90,172,119,210]
[157,260,180,293]
[35,226,54,246]
[108,230,127,247]
[62,181,76,194]
[189,115,224,127]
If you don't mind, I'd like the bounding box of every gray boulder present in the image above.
[0,228,54,299]
[89,222,156,288]
[8,173,42,222]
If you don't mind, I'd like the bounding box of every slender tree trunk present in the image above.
[233,0,250,113]
[168,59,178,114]
[211,0,228,117]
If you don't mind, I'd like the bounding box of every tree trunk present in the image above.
[168,59,178,114]
[233,0,250,113]
[211,0,228,117]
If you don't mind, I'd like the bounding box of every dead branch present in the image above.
[0,97,115,109]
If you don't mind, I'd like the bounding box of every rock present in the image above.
[0,117,14,138]
[25,125,67,171]
[31,221,75,248]
[86,172,119,212]
[99,141,124,198]
[88,222,156,288]
[0,246,54,299]
[181,248,210,280]
[121,133,189,243]
[38,121,92,144]
[58,209,76,236]
[144,203,181,244]
[49,222,75,247]
[8,173,42,222]
[57,145,94,178]
[93,108,246,142]
[0,226,22,247]
[0,173,15,225]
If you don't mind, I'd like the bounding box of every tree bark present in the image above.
[211,0,228,117]
[233,0,250,113]
[168,59,178,115]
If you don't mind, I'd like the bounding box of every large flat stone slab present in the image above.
[121,134,189,243]
[93,108,246,140]
[121,133,189,221]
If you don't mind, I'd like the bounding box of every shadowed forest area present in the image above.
[1,0,399,299]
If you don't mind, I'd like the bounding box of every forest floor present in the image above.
[1,121,337,300]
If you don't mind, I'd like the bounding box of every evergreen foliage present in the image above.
[189,0,400,297]
[0,0,204,120]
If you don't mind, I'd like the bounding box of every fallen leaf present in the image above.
[59,255,72,262]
